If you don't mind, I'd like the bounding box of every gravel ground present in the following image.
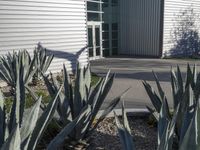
[88,115,157,150]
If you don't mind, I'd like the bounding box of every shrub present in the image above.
[33,43,54,79]
[0,44,54,88]
[0,50,36,88]
[143,64,200,149]
[0,64,89,150]
[42,63,126,147]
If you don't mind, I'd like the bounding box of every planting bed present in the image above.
[88,115,157,150]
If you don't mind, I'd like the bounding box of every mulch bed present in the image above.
[88,115,157,150]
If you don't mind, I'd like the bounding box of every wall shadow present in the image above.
[38,43,87,72]
[165,7,200,58]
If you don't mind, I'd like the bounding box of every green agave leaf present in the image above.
[171,68,178,109]
[122,100,131,133]
[158,97,170,145]
[84,64,91,91]
[177,66,184,101]
[176,85,195,139]
[185,64,194,89]
[63,64,73,113]
[25,86,46,110]
[143,81,162,113]
[90,88,130,134]
[146,106,159,121]
[0,91,5,147]
[47,105,91,150]
[28,86,63,150]
[192,64,197,87]
[88,73,115,131]
[73,63,85,117]
[8,60,24,133]
[88,77,104,106]
[93,73,115,115]
[50,73,68,119]
[24,56,37,85]
[179,106,194,146]
[194,73,200,101]
[152,71,165,100]
[179,101,200,150]
[114,108,135,150]
[42,73,56,98]
[43,55,54,74]
[20,97,42,147]
[1,124,21,150]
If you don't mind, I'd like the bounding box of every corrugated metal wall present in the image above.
[119,0,162,57]
[0,0,88,73]
[163,0,200,56]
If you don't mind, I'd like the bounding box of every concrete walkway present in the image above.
[91,57,200,109]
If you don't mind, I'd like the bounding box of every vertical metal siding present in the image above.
[163,0,200,56]
[119,0,162,57]
[0,0,87,73]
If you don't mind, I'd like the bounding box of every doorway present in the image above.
[87,22,102,60]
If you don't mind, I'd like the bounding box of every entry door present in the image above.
[87,22,102,60]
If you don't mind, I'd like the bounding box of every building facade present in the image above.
[0,0,200,72]
[0,0,88,72]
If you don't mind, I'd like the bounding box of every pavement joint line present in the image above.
[92,67,189,72]
[97,108,149,119]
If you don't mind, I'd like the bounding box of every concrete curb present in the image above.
[96,108,149,119]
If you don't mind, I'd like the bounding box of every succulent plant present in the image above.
[143,64,200,150]
[0,50,36,88]
[114,101,135,150]
[0,61,87,150]
[33,43,54,79]
[42,63,127,146]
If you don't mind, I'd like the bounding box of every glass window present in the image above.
[103,41,109,48]
[87,13,100,21]
[103,32,109,39]
[112,0,118,6]
[112,48,118,55]
[87,2,100,11]
[112,40,118,47]
[112,23,118,30]
[102,23,109,30]
[103,49,110,57]
[102,0,108,3]
[88,27,93,47]
[95,27,100,46]
[112,31,118,39]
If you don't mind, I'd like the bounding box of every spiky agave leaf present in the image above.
[20,97,42,149]
[143,81,162,113]
[0,50,36,88]
[47,105,91,150]
[34,43,54,78]
[158,97,171,146]
[28,85,63,150]
[1,124,21,150]
[43,63,121,144]
[179,100,200,150]
[0,91,6,147]
[158,104,179,150]
[88,88,130,136]
[114,101,135,150]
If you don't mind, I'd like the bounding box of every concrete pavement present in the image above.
[91,57,200,109]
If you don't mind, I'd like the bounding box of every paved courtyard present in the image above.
[91,57,200,110]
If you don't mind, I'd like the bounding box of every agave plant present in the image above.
[0,50,36,88]
[0,61,90,150]
[143,64,200,150]
[33,43,54,79]
[41,63,127,146]
[114,101,135,150]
